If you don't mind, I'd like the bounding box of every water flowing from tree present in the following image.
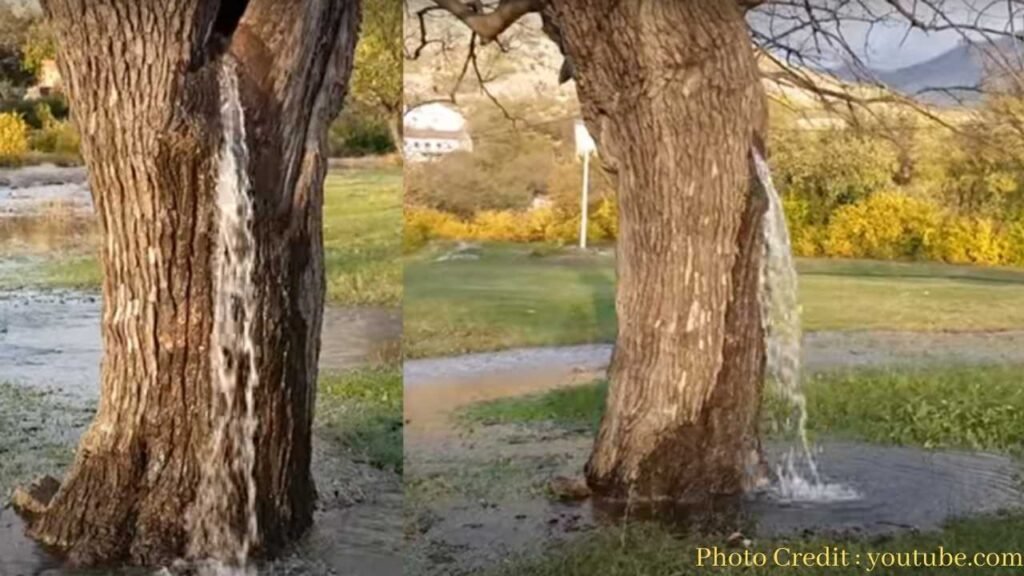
[754,149,858,503]
[189,56,260,575]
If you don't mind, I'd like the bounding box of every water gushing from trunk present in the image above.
[189,56,260,575]
[753,149,859,503]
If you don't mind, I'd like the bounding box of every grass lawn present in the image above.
[0,167,402,307]
[323,166,402,306]
[317,365,402,473]
[404,243,1024,358]
[460,365,1024,454]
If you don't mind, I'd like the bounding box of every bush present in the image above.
[823,191,942,260]
[28,103,80,157]
[403,207,471,252]
[0,95,69,128]
[1005,220,1024,266]
[935,217,1008,266]
[770,127,899,224]
[0,111,29,159]
[328,104,395,157]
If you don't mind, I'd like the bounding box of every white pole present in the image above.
[580,150,590,249]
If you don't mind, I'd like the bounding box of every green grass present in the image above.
[317,365,402,473]
[461,365,1024,454]
[323,167,402,306]
[0,381,86,499]
[487,516,1024,575]
[404,244,1024,357]
[0,255,100,291]
[0,167,402,307]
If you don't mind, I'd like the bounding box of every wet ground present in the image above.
[0,291,398,401]
[0,166,91,218]
[405,330,1024,389]
[0,289,402,576]
[403,341,1024,576]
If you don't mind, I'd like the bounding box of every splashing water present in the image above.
[753,149,859,504]
[188,57,260,574]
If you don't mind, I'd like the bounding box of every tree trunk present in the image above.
[551,1,770,502]
[23,0,360,566]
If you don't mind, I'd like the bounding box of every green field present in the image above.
[323,167,402,306]
[404,244,1024,358]
[0,167,402,307]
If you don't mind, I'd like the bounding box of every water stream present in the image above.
[753,149,858,503]
[189,56,260,574]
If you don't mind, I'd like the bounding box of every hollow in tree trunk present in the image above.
[19,0,360,566]
[551,1,770,502]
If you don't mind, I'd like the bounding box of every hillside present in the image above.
[831,38,1023,105]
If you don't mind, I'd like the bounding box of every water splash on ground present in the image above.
[753,149,858,503]
[189,56,259,574]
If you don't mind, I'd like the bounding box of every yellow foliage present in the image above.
[0,112,29,159]
[403,207,471,252]
[824,192,942,260]
[1005,221,1024,266]
[935,217,1008,266]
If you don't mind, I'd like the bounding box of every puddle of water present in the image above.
[0,291,101,404]
[320,308,401,372]
[0,291,400,401]
[410,433,1024,574]
[0,183,92,218]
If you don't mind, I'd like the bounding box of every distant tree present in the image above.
[351,0,402,142]
[20,19,56,77]
[0,3,39,93]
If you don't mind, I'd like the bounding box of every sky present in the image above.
[750,0,1020,71]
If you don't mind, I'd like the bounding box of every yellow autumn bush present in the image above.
[935,217,1008,266]
[0,112,29,160]
[824,192,942,260]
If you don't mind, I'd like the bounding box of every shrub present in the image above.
[0,111,29,159]
[770,128,900,224]
[0,95,69,128]
[403,207,471,252]
[28,103,80,157]
[328,104,395,157]
[823,191,942,260]
[1005,220,1024,266]
[782,196,823,256]
[935,217,1008,266]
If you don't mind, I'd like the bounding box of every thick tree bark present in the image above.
[23,0,360,566]
[550,1,770,502]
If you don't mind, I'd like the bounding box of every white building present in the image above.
[403,103,473,161]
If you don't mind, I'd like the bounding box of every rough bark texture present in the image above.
[26,0,360,566]
[550,1,770,502]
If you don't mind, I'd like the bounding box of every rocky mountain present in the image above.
[830,38,1023,105]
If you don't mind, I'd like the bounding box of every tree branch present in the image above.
[431,0,544,42]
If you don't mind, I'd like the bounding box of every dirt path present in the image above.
[405,329,1024,389]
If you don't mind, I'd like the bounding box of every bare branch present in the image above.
[431,0,544,43]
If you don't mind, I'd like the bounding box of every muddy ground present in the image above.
[0,290,402,576]
[403,333,1024,576]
